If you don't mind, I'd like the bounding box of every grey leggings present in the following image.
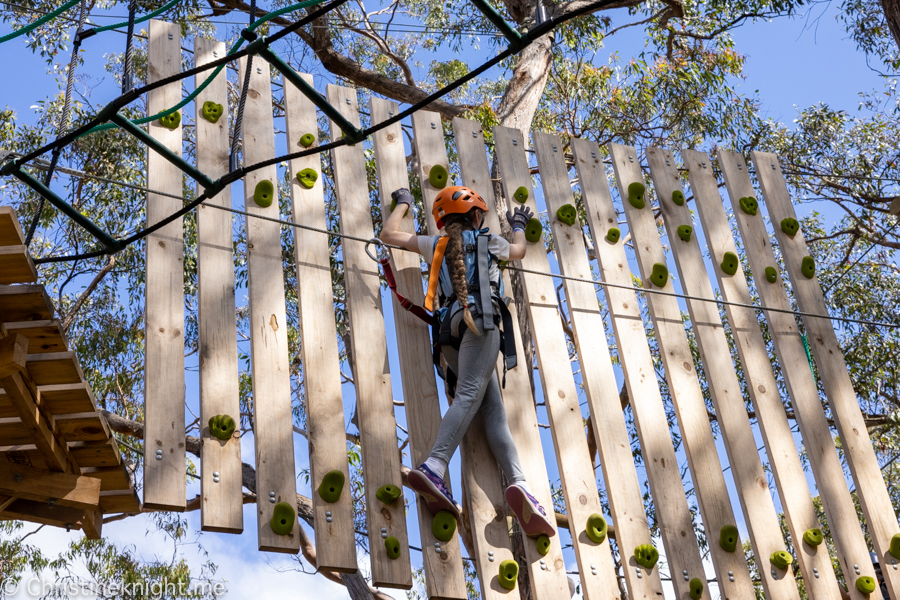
[429,314,525,484]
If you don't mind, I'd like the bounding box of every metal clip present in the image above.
[365,238,388,263]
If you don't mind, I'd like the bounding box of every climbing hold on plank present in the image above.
[781,217,800,236]
[524,218,543,243]
[765,266,778,283]
[672,190,685,206]
[208,414,235,441]
[719,524,739,552]
[513,186,529,203]
[634,544,659,569]
[270,501,295,535]
[429,164,449,189]
[254,180,274,208]
[536,534,551,556]
[857,576,877,595]
[677,225,693,242]
[803,527,823,547]
[318,470,345,503]
[720,251,739,276]
[606,227,620,243]
[389,196,410,217]
[649,263,668,287]
[890,533,900,559]
[376,484,401,505]
[739,196,758,216]
[585,513,607,544]
[498,559,518,590]
[627,182,645,209]
[801,256,815,279]
[201,101,223,124]
[770,550,793,570]
[556,204,577,226]
[297,168,318,190]
[299,132,316,148]
[689,577,704,600]
[385,536,401,560]
[158,110,180,130]
[432,510,457,542]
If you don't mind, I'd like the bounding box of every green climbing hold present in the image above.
[254,180,274,208]
[739,196,758,216]
[689,577,704,600]
[677,225,693,242]
[376,484,401,505]
[770,550,793,570]
[556,204,577,226]
[765,266,778,284]
[627,182,646,209]
[634,544,659,570]
[649,263,668,287]
[270,501,295,535]
[672,190,685,206]
[385,536,401,560]
[536,535,551,556]
[781,217,800,237]
[429,164,449,189]
[158,111,181,130]
[201,101,223,124]
[890,533,900,560]
[297,168,318,190]
[524,218,543,243]
[498,559,518,590]
[585,513,607,544]
[803,527,824,547]
[606,227,621,244]
[857,576,877,595]
[208,414,236,441]
[721,251,739,276]
[720,524,739,552]
[801,256,815,279]
[317,470,345,503]
[432,510,457,542]
[513,186,529,203]
[299,133,316,148]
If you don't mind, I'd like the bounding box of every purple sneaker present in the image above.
[408,464,461,519]
[505,483,556,538]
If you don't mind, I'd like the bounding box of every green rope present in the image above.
[0,0,83,44]
[91,0,181,34]
[801,334,815,376]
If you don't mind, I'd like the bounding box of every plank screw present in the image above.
[48,498,56,508]
[729,575,734,582]
[326,511,333,518]
[213,51,218,57]
[815,572,820,578]
[155,449,163,460]
[628,156,634,163]
[512,139,517,146]
[590,564,597,576]
[65,523,72,532]
[771,568,777,579]
[552,145,558,152]
[813,568,819,573]
[269,491,276,503]
[167,33,173,40]
[665,159,670,166]
[326,516,333,522]
[541,564,546,571]
[737,163,743,170]
[13,473,22,482]
[434,546,442,553]
[212,471,219,477]
[388,111,393,117]
[771,163,776,170]
[488,555,494,562]
[346,98,351,104]
[701,162,707,168]
[382,532,387,538]
[472,131,478,138]
[637,572,643,579]
[591,151,596,159]
[430,122,436,129]
[213,476,219,483]
[892,560,897,570]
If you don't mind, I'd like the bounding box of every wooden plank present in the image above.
[1,497,85,530]
[5,321,67,354]
[143,19,186,512]
[83,466,131,491]
[68,440,121,468]
[0,246,37,284]
[0,418,35,445]
[0,447,45,470]
[239,57,299,553]
[687,149,861,600]
[452,119,571,600]
[2,370,72,471]
[0,461,100,509]
[194,37,242,536]
[326,84,411,589]
[0,206,26,246]
[570,138,706,600]
[99,491,141,514]
[632,146,793,599]
[283,73,356,573]
[0,284,54,322]
[493,126,620,600]
[81,506,102,539]
[743,151,892,596]
[372,100,467,598]
[37,383,96,415]
[54,413,107,442]
[533,132,664,599]
[26,352,82,386]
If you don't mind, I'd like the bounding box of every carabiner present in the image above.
[365,238,389,263]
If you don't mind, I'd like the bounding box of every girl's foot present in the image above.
[408,464,461,519]
[505,483,556,538]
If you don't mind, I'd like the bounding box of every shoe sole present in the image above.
[408,470,460,519]
[506,486,556,538]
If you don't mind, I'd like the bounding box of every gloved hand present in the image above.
[506,205,534,232]
[391,188,414,209]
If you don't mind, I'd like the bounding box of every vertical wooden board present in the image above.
[371,98,467,599]
[143,19,185,512]
[283,74,356,573]
[239,58,299,553]
[326,84,411,589]
[532,132,664,599]
[411,112,519,600]
[633,146,794,600]
[452,118,570,600]
[683,149,848,600]
[193,37,242,535]
[493,125,621,600]
[570,138,705,600]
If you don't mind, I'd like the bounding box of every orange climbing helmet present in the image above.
[433,186,488,230]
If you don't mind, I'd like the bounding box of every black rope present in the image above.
[122,0,138,93]
[229,0,257,172]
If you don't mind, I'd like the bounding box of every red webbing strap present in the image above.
[380,257,432,325]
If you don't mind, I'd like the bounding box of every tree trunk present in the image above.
[881,0,900,51]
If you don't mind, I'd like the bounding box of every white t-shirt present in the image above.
[416,234,511,265]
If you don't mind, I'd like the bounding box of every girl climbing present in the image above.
[380,185,555,539]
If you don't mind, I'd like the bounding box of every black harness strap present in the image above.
[476,235,495,330]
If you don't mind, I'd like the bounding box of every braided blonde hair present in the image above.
[442,211,481,334]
